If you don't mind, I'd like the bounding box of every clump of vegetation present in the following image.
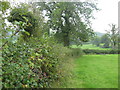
[2,36,72,88]
[2,35,83,88]
[35,2,98,46]
[7,4,42,40]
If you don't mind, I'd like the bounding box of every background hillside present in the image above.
[95,32,105,37]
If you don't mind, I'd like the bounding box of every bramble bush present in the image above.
[2,36,56,88]
[2,34,83,88]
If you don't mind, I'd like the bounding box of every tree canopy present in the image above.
[35,2,98,46]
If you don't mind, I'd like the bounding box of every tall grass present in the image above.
[51,46,83,88]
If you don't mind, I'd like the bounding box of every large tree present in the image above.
[35,2,98,46]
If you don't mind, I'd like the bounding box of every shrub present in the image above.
[2,36,60,88]
[2,43,34,88]
[2,34,83,88]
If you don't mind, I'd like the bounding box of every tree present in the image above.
[101,34,110,48]
[35,2,98,46]
[92,36,101,47]
[106,24,119,49]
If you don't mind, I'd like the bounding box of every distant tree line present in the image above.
[92,24,119,49]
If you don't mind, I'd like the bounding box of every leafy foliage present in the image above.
[8,4,38,38]
[36,2,98,46]
[0,1,10,13]
[2,33,83,88]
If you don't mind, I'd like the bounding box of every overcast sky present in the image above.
[91,0,119,33]
[7,0,119,33]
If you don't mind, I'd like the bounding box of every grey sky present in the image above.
[92,0,119,33]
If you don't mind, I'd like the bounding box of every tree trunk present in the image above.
[63,15,70,47]
[63,32,70,47]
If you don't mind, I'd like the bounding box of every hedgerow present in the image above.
[2,36,53,88]
[82,49,120,54]
[2,35,83,88]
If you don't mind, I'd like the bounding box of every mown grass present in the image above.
[66,54,118,88]
[71,44,111,50]
[54,54,118,88]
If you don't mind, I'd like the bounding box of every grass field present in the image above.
[71,44,111,50]
[63,54,118,88]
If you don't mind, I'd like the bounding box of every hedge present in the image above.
[2,37,83,88]
[82,49,120,54]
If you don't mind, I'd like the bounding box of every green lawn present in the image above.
[71,44,111,50]
[66,54,118,88]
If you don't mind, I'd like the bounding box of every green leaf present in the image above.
[22,30,30,36]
